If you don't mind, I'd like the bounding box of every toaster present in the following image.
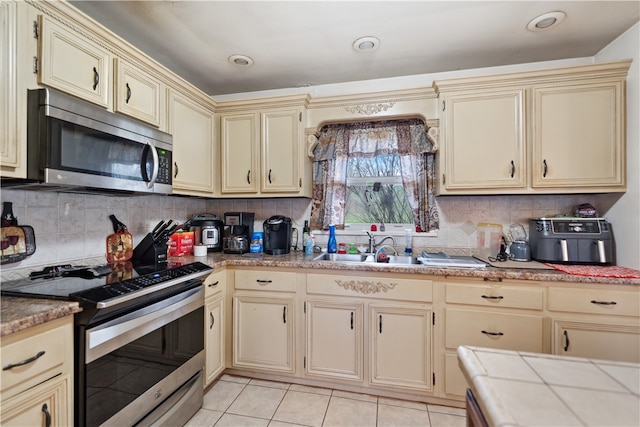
[529,218,614,265]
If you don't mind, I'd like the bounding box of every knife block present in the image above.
[132,233,168,267]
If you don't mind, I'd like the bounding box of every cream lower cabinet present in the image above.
[306,271,434,393]
[442,278,545,399]
[305,300,363,382]
[1,316,74,427]
[370,304,432,391]
[204,270,226,386]
[168,89,217,196]
[548,286,640,363]
[232,269,297,373]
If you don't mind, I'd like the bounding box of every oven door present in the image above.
[77,286,204,427]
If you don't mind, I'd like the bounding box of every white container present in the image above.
[476,223,502,258]
[193,244,208,257]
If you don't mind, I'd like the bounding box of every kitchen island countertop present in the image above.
[457,345,640,426]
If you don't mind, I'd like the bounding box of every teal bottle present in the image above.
[327,224,337,253]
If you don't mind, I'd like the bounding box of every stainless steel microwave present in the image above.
[7,88,173,195]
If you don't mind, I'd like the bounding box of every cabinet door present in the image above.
[532,82,625,190]
[205,296,225,385]
[168,89,215,195]
[305,300,363,381]
[233,295,295,373]
[0,374,70,427]
[440,89,526,193]
[220,113,259,194]
[261,108,302,193]
[114,58,161,126]
[552,318,640,363]
[38,15,110,108]
[370,304,432,391]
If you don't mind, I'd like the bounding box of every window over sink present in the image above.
[309,119,439,233]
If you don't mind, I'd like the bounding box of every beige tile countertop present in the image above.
[181,251,640,286]
[457,345,640,427]
[0,296,81,337]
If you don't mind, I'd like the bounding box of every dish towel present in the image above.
[546,263,640,279]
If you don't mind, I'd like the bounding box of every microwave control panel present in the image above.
[156,148,172,185]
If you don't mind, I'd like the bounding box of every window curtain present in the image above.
[310,118,439,231]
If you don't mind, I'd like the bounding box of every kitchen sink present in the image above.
[312,253,421,265]
[313,253,369,262]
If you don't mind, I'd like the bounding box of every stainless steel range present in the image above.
[1,261,213,427]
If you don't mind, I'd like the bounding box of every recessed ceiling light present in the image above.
[527,11,566,32]
[352,36,380,52]
[228,54,254,67]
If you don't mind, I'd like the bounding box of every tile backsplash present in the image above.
[0,188,610,276]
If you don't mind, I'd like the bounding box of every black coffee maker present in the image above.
[263,216,292,255]
[223,212,254,254]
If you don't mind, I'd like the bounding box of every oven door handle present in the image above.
[85,286,203,364]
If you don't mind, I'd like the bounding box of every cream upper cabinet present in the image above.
[305,300,364,382]
[168,89,217,196]
[531,81,626,190]
[433,60,630,195]
[220,112,259,194]
[1,0,37,178]
[548,286,640,363]
[438,89,526,191]
[114,58,161,127]
[38,14,111,108]
[261,108,303,193]
[217,96,310,198]
[370,304,432,392]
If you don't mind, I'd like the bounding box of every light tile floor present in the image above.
[186,375,466,427]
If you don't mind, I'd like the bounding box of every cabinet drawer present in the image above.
[446,280,543,310]
[235,269,297,292]
[445,308,544,352]
[204,269,225,298]
[307,273,432,302]
[1,318,71,396]
[548,287,639,317]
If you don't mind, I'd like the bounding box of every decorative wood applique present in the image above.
[343,103,395,115]
[335,279,397,294]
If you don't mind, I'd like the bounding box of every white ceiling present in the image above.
[69,1,639,96]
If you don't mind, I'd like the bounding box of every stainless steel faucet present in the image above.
[366,232,396,254]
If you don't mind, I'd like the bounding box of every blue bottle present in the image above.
[327,224,337,253]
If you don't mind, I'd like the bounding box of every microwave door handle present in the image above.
[141,141,159,189]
